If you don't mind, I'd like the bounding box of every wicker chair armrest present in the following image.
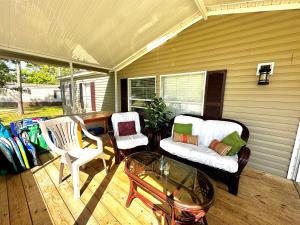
[237,146,251,175]
[141,127,149,135]
[161,123,173,139]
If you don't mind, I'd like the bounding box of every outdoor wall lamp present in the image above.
[256,62,274,85]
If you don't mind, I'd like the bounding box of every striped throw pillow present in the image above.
[209,139,232,156]
[173,132,198,146]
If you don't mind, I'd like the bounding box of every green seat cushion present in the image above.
[173,123,192,135]
[222,131,246,156]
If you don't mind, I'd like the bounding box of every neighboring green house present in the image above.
[58,71,114,115]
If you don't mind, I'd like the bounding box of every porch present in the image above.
[1,135,299,225]
[1,1,300,225]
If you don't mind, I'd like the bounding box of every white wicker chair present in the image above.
[39,116,107,199]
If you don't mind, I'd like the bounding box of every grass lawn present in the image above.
[0,106,63,126]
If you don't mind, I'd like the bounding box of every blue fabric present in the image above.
[0,123,11,139]
[0,140,18,172]
[8,137,25,170]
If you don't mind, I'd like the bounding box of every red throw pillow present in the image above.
[118,121,137,136]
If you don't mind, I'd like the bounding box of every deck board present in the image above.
[0,134,300,225]
[33,161,75,225]
[0,176,10,225]
[20,170,53,225]
[6,174,32,225]
[38,153,99,225]
[48,151,122,225]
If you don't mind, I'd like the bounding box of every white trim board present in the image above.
[287,121,300,180]
[208,3,300,16]
[0,46,112,72]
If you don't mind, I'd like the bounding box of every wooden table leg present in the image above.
[126,179,137,208]
[104,118,108,133]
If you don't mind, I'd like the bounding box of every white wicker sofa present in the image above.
[159,114,251,195]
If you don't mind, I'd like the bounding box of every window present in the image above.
[128,77,156,112]
[82,83,92,109]
[161,71,206,115]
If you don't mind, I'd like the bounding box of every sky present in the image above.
[4,60,27,70]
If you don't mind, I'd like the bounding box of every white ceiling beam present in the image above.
[0,46,112,73]
[208,3,300,16]
[114,12,203,71]
[194,0,208,20]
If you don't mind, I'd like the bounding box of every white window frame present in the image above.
[81,82,92,110]
[160,71,207,115]
[128,76,156,111]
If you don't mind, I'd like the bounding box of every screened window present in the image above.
[128,77,155,112]
[161,72,206,115]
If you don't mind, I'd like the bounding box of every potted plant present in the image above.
[145,96,171,147]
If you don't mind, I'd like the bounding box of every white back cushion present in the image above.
[200,120,243,147]
[173,115,204,145]
[111,112,141,136]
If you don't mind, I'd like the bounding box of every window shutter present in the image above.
[68,84,73,106]
[79,83,84,109]
[203,70,227,119]
[121,79,128,112]
[90,82,96,111]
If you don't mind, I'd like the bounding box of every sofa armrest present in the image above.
[237,146,251,175]
[161,124,173,139]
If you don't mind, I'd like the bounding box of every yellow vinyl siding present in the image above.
[119,10,300,177]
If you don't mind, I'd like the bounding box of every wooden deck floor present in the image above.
[0,135,300,225]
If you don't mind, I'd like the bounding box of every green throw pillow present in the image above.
[222,131,246,156]
[173,123,192,135]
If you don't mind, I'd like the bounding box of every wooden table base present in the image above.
[125,179,208,225]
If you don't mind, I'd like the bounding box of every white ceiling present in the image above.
[0,0,299,71]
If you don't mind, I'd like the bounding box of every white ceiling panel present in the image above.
[0,0,198,69]
[0,0,299,70]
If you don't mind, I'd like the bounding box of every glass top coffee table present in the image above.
[124,151,215,225]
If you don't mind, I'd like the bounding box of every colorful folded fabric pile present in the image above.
[0,117,50,175]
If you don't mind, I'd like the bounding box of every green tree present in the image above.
[21,63,79,85]
[0,60,12,87]
[22,63,59,85]
[59,66,80,76]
